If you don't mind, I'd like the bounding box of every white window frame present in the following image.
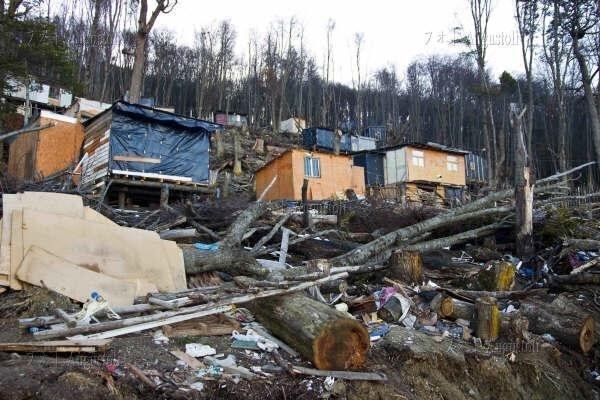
[304,156,321,178]
[447,155,459,172]
[412,150,425,167]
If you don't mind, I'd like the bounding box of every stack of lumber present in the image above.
[0,192,186,306]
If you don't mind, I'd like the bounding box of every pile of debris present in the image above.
[0,163,599,398]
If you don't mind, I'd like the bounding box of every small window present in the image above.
[304,156,321,177]
[447,155,459,172]
[412,150,424,167]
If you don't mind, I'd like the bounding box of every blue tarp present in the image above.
[108,102,220,183]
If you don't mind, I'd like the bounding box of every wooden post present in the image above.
[222,172,231,199]
[233,128,242,176]
[389,250,423,285]
[160,184,170,208]
[215,130,224,158]
[117,191,126,209]
[474,296,501,342]
[511,104,535,258]
[302,178,310,228]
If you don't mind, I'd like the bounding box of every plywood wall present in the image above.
[7,131,38,181]
[256,149,364,201]
[405,146,466,186]
[35,115,84,179]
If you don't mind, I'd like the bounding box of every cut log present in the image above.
[520,295,595,353]
[247,293,369,371]
[467,261,516,291]
[474,297,501,342]
[389,250,423,285]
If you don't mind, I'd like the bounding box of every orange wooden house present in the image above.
[7,111,84,182]
[255,149,365,201]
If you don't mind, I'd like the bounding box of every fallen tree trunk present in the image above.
[550,273,600,286]
[520,295,595,353]
[181,202,270,277]
[404,222,510,253]
[328,162,594,267]
[247,293,369,370]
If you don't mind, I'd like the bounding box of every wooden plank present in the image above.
[0,193,84,279]
[113,155,161,164]
[21,209,183,294]
[170,350,205,369]
[81,305,234,340]
[111,170,192,182]
[0,339,112,353]
[9,210,23,290]
[17,245,137,307]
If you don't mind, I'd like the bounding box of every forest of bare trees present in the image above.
[4,0,599,185]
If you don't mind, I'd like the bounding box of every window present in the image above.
[412,150,424,167]
[304,156,321,177]
[447,155,459,172]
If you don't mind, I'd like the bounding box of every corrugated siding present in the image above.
[384,148,407,184]
[465,153,487,183]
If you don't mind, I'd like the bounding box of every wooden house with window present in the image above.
[356,142,469,206]
[255,149,365,201]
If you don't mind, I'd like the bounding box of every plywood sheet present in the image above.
[0,193,84,280]
[9,210,23,290]
[16,246,136,307]
[83,207,117,226]
[21,209,183,293]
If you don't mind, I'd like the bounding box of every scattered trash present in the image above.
[185,343,216,358]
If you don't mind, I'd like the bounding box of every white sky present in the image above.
[157,0,525,85]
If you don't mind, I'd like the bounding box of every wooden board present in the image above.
[9,210,23,290]
[21,208,183,293]
[170,350,205,369]
[0,339,111,353]
[16,246,137,307]
[0,193,84,280]
[113,155,161,164]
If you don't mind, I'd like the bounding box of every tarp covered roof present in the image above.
[84,101,223,133]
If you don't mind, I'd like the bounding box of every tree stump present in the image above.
[248,293,369,370]
[468,261,516,291]
[520,294,595,353]
[389,250,423,285]
[474,296,501,342]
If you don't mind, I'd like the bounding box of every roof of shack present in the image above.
[351,141,470,156]
[83,101,223,133]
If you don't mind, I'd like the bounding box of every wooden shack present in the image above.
[364,142,469,206]
[78,101,221,206]
[255,149,365,201]
[7,111,84,182]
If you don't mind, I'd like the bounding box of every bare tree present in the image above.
[128,0,177,104]
[559,0,600,173]
[541,0,573,174]
[354,32,364,134]
[515,0,540,153]
[469,0,498,187]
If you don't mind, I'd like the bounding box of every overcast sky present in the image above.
[156,0,524,85]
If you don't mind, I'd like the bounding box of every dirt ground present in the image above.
[0,304,599,400]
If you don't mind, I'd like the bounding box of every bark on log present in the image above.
[404,222,509,253]
[520,295,595,353]
[328,162,593,267]
[550,273,600,286]
[474,297,501,342]
[389,250,423,285]
[247,293,369,370]
[181,202,271,277]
